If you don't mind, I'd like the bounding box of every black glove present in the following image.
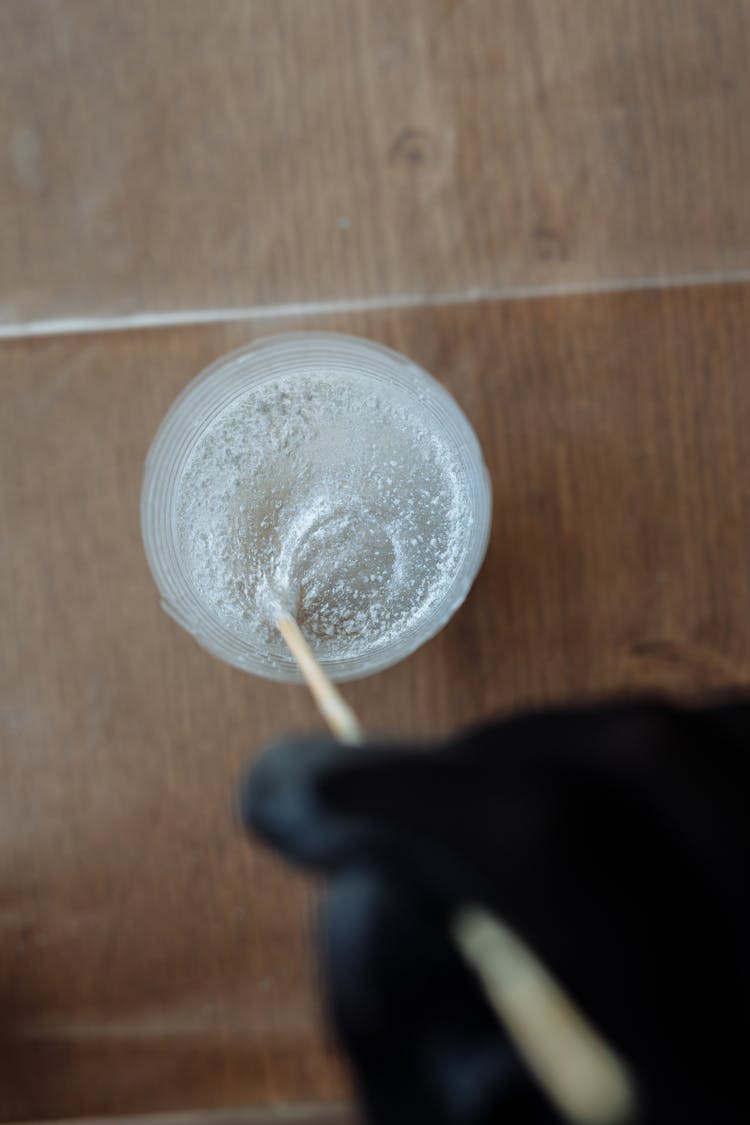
[240,700,749,1125]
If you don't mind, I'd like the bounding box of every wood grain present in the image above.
[2,282,750,1119]
[5,1110,354,1125]
[1,0,750,326]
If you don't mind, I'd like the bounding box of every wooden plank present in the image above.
[1,0,749,326]
[2,282,750,1119]
[4,1109,354,1125]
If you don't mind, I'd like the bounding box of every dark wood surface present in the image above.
[5,1111,353,1125]
[1,0,749,326]
[3,282,750,1119]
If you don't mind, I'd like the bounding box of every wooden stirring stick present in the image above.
[276,612,364,745]
[276,611,637,1125]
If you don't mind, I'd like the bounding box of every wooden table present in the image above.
[2,3,750,1122]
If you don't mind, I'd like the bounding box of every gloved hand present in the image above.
[239,700,749,1125]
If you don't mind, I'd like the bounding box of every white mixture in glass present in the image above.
[176,370,468,661]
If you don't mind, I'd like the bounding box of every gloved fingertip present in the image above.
[237,736,355,865]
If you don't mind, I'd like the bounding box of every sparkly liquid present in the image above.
[176,371,468,661]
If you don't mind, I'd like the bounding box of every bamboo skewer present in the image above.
[276,612,364,746]
[276,611,637,1125]
[452,909,636,1125]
